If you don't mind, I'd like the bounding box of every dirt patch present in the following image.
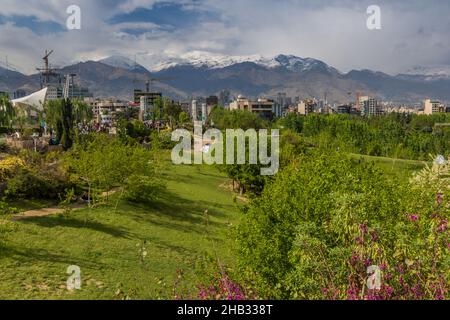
[12,204,85,221]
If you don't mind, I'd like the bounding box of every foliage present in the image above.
[0,201,17,248]
[0,96,15,127]
[44,98,81,149]
[4,167,70,200]
[65,134,165,205]
[60,99,74,150]
[278,113,450,161]
[0,161,239,299]
[0,156,25,182]
[236,151,449,300]
[208,107,268,130]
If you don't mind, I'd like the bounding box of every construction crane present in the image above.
[36,50,58,88]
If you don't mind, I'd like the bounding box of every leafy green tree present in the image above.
[60,99,74,150]
[0,96,15,127]
[72,99,93,124]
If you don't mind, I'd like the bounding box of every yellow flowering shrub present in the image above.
[0,156,25,182]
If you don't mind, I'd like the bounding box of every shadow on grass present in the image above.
[124,189,234,235]
[0,245,106,269]
[19,216,132,239]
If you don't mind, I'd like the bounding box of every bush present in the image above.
[124,174,165,204]
[66,134,165,205]
[0,156,25,182]
[5,168,70,200]
[236,151,449,300]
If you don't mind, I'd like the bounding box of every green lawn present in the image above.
[0,162,240,300]
[349,154,426,181]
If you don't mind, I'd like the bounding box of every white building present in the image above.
[229,96,280,119]
[423,99,446,115]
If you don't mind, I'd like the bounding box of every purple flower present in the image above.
[436,193,444,205]
[408,214,419,222]
[355,236,364,245]
[359,224,368,234]
[437,220,448,232]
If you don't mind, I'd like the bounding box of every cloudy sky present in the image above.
[0,0,449,74]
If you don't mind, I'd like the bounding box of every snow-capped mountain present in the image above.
[131,51,339,74]
[99,55,149,73]
[3,51,450,104]
[274,54,341,74]
[147,51,279,72]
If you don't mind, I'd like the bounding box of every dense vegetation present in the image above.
[0,102,448,300]
[278,113,450,160]
[235,151,449,299]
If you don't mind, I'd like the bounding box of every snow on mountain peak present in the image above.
[99,51,342,74]
[146,51,341,74]
[149,51,279,71]
[274,54,341,74]
[99,55,148,72]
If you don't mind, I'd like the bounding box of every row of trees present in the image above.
[278,113,450,160]
[44,99,93,150]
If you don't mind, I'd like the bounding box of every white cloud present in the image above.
[0,0,449,75]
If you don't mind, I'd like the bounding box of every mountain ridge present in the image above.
[1,54,449,104]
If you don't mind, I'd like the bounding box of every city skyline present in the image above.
[0,0,450,75]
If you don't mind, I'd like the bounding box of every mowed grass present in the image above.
[0,162,240,300]
[349,154,426,181]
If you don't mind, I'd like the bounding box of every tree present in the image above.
[60,99,74,150]
[0,96,15,127]
[72,99,93,124]
[178,112,189,128]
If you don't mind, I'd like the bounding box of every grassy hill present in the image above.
[0,162,240,299]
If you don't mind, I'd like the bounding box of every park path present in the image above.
[11,190,118,221]
[12,204,85,221]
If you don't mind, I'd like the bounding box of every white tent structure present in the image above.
[11,87,48,115]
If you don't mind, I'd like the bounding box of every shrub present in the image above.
[236,151,449,300]
[66,135,165,205]
[0,156,25,182]
[5,168,69,200]
[124,174,165,204]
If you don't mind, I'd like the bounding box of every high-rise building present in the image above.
[219,90,230,107]
[298,99,316,115]
[229,96,278,120]
[423,99,446,115]
[46,84,92,101]
[361,98,383,116]
[46,85,63,100]
[133,90,162,105]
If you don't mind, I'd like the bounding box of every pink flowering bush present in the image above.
[196,272,256,300]
[236,152,449,300]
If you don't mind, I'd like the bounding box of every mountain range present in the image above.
[1,52,450,105]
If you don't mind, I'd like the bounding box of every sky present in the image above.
[0,0,449,75]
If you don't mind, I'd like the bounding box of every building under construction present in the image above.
[36,50,92,101]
